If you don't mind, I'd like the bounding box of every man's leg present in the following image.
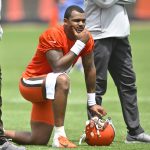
[5,73,76,147]
[0,67,26,149]
[5,121,53,145]
[5,76,54,145]
[52,74,69,127]
[109,38,150,143]
[0,67,4,137]
[109,38,144,135]
[52,74,77,148]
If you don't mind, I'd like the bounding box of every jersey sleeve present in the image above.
[37,28,63,53]
[80,33,94,57]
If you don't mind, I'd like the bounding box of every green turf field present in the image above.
[0,22,150,150]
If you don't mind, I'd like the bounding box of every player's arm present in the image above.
[93,0,119,8]
[82,52,96,93]
[46,49,77,73]
[82,53,107,116]
[46,28,90,73]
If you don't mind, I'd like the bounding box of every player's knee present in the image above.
[31,135,50,145]
[56,73,70,91]
[30,122,53,145]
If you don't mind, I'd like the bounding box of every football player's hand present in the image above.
[89,104,107,117]
[72,27,90,44]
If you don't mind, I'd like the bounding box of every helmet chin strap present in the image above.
[79,133,86,145]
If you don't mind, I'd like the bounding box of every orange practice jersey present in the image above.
[22,25,94,78]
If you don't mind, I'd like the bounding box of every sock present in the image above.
[54,126,66,139]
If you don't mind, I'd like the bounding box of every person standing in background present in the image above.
[84,0,150,143]
[0,0,26,149]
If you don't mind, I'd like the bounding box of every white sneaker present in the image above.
[125,132,150,143]
[0,141,26,150]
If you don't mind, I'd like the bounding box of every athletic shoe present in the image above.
[125,132,150,143]
[0,136,8,145]
[0,136,26,150]
[52,136,77,148]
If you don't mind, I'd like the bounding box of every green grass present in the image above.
[0,22,150,150]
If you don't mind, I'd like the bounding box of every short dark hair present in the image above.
[64,5,84,19]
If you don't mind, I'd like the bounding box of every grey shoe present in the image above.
[0,141,26,150]
[125,132,150,143]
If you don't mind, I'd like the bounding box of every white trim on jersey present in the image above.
[23,78,43,85]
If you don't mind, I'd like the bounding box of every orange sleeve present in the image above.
[37,28,63,53]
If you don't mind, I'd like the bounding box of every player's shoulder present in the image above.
[86,30,94,44]
[40,25,65,41]
[42,25,62,35]
[85,29,94,41]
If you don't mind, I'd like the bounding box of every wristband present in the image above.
[70,40,85,55]
[87,93,96,106]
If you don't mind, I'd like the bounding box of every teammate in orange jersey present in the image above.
[4,5,107,148]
